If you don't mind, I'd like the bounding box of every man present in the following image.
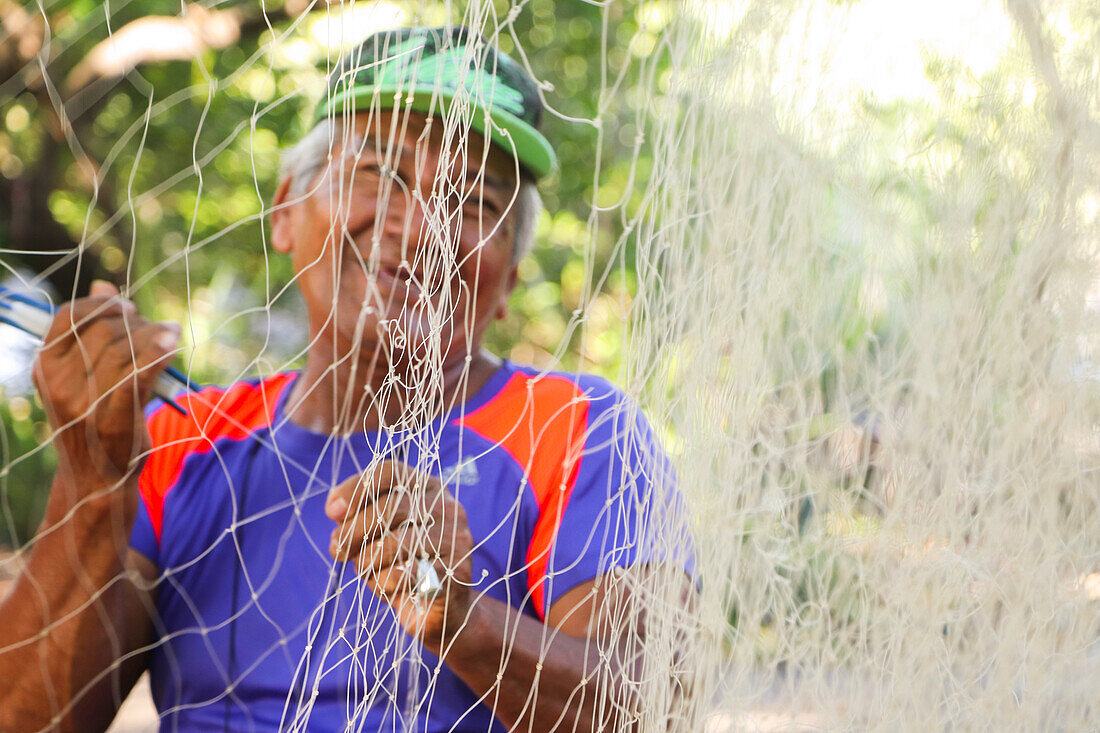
[0,26,694,732]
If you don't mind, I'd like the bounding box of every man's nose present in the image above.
[376,185,452,255]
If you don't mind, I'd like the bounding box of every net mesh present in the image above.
[1,0,1098,731]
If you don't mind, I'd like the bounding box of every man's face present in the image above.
[272,109,521,369]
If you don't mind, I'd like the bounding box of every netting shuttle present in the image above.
[0,285,198,416]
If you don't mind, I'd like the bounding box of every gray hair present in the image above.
[280,120,336,200]
[280,120,541,264]
[510,174,541,264]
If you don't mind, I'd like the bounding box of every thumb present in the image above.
[326,460,400,521]
[89,279,120,298]
[326,474,356,521]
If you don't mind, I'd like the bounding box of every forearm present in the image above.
[439,597,640,733]
[0,472,149,732]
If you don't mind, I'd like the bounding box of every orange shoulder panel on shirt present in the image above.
[456,371,591,618]
[138,372,295,543]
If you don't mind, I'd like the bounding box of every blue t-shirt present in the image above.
[131,361,694,732]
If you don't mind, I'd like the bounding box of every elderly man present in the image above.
[0,27,693,732]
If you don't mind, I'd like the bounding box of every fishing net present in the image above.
[1,0,1098,730]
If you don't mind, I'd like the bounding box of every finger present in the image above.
[46,316,175,412]
[359,477,447,549]
[330,488,413,559]
[62,289,135,329]
[35,314,134,403]
[350,533,410,576]
[326,461,391,521]
[417,500,473,576]
[325,459,415,521]
[77,317,150,387]
[81,315,141,366]
[43,297,135,353]
[129,322,182,398]
[419,511,446,560]
[419,479,458,526]
[91,321,181,411]
[89,280,120,298]
[364,558,416,599]
[361,486,419,541]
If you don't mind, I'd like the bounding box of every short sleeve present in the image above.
[129,493,160,565]
[128,398,168,566]
[124,374,296,571]
[534,386,696,618]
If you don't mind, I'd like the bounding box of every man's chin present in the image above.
[333,307,460,367]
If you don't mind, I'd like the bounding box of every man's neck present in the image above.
[282,344,502,435]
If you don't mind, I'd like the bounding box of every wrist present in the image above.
[54,430,147,488]
[42,468,140,539]
[23,474,140,609]
[49,407,151,481]
[439,595,504,668]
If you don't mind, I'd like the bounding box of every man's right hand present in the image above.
[0,281,171,731]
[32,280,181,483]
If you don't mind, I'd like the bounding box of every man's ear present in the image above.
[496,265,519,320]
[271,177,295,255]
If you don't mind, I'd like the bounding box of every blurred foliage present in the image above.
[0,390,52,546]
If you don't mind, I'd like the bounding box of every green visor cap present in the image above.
[315,26,558,180]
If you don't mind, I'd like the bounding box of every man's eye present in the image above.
[340,163,378,182]
[461,193,503,217]
[352,163,398,181]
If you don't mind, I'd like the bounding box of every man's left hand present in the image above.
[325,460,474,652]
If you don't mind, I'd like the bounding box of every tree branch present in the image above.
[64,2,304,96]
[0,1,311,296]
[64,5,243,93]
[0,0,44,83]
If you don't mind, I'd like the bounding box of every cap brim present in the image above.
[317,87,558,180]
